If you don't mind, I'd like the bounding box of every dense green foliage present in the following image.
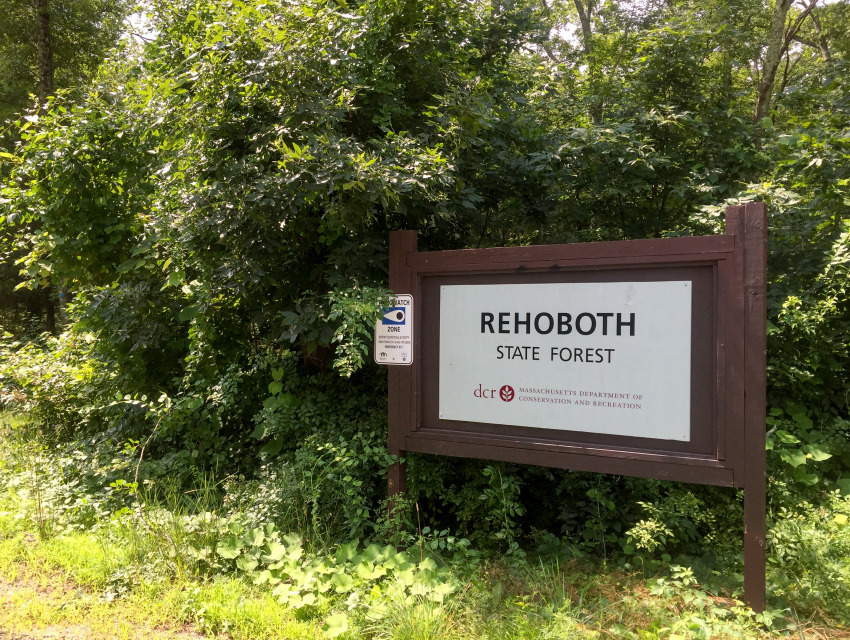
[0,0,849,627]
[4,413,845,638]
[0,0,133,123]
[0,0,134,342]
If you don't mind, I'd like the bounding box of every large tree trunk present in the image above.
[34,0,54,104]
[754,0,792,123]
[573,0,602,124]
[572,0,593,55]
[34,0,59,333]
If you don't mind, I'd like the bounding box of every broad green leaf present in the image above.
[775,430,800,444]
[335,541,359,563]
[245,528,265,547]
[268,381,283,395]
[323,613,349,638]
[779,449,807,468]
[178,305,199,321]
[330,572,355,593]
[790,411,813,430]
[792,469,819,485]
[355,561,385,580]
[300,592,317,607]
[217,535,244,559]
[283,532,302,547]
[261,436,284,456]
[805,446,832,462]
[236,556,259,572]
[264,542,287,563]
[394,566,416,585]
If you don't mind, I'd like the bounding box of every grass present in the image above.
[2,522,848,640]
[1,414,850,639]
[0,512,779,640]
[0,568,329,639]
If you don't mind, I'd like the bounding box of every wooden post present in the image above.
[387,230,417,501]
[728,203,768,612]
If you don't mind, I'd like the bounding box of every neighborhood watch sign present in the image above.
[438,282,692,441]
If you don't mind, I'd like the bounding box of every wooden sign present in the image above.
[384,203,767,611]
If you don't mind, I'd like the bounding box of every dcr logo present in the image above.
[473,384,514,402]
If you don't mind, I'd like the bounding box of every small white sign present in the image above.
[375,294,413,365]
[439,282,692,441]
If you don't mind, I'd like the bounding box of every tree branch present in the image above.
[781,0,818,58]
[809,9,831,62]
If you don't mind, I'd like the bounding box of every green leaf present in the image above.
[217,535,244,559]
[245,528,265,547]
[261,436,284,456]
[330,572,355,593]
[335,541,359,563]
[268,381,283,395]
[323,612,349,638]
[263,542,287,563]
[355,561,385,580]
[779,449,807,468]
[283,532,302,547]
[178,305,199,321]
[394,566,416,585]
[273,584,299,604]
[792,469,819,485]
[775,430,800,445]
[790,411,813,430]
[805,446,832,462]
[236,556,259,572]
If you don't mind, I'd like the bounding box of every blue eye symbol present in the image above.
[382,308,406,325]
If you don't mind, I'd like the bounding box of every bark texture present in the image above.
[34,0,54,103]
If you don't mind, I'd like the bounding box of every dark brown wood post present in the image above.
[387,230,417,500]
[728,203,768,612]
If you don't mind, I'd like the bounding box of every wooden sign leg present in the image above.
[744,483,766,612]
[387,455,407,498]
[387,230,416,515]
[740,202,768,613]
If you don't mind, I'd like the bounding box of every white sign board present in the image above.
[375,294,413,365]
[439,282,692,441]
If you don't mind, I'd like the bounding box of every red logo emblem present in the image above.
[499,385,515,402]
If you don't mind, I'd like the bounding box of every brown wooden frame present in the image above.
[386,203,767,611]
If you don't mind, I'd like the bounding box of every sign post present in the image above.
[381,204,767,611]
